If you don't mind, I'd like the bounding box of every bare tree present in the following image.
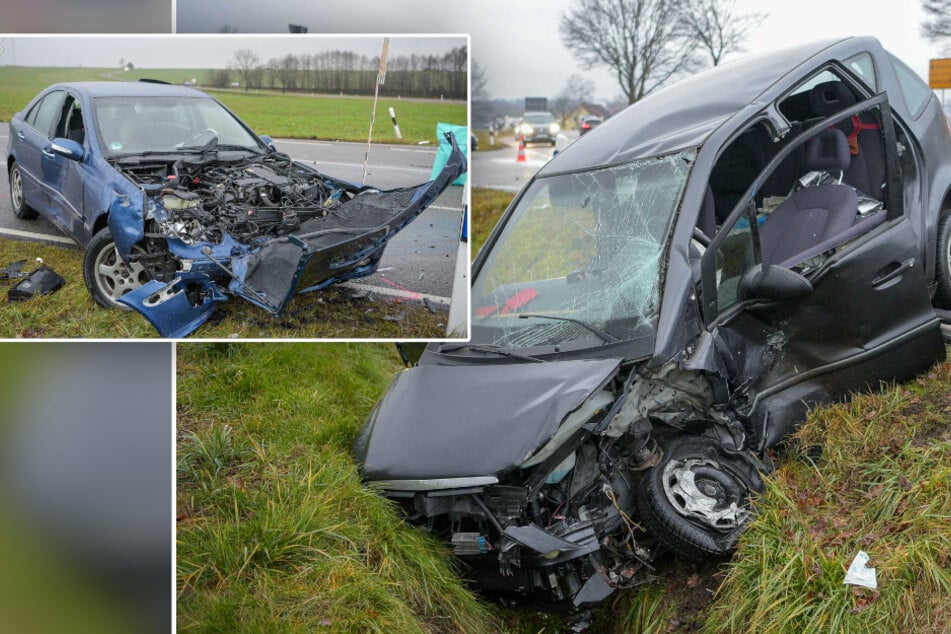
[922,0,951,49]
[206,68,231,89]
[229,49,260,92]
[560,0,698,104]
[265,58,280,89]
[550,74,596,126]
[276,54,300,93]
[472,60,496,127]
[680,0,765,66]
[472,60,489,100]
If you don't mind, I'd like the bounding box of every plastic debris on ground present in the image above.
[8,262,65,302]
[843,550,878,589]
[0,260,28,280]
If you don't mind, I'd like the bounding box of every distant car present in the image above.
[515,111,559,146]
[356,36,951,609]
[579,115,603,135]
[6,81,465,337]
[471,132,478,151]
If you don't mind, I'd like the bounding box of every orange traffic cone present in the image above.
[516,133,526,162]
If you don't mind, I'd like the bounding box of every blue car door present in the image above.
[42,93,87,239]
[15,89,66,212]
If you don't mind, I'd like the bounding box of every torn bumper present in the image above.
[119,134,467,337]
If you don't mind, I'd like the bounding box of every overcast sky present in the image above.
[175,0,945,101]
[0,35,466,69]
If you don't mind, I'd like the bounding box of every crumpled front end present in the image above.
[113,133,466,337]
[356,356,769,608]
[354,358,651,607]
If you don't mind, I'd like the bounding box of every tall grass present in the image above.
[707,359,951,634]
[471,188,515,256]
[177,343,498,633]
[177,342,950,633]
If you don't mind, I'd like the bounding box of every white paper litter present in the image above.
[843,550,878,589]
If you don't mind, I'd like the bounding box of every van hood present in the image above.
[355,358,622,482]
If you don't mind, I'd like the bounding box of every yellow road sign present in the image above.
[930,58,951,89]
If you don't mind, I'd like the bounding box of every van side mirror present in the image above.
[738,264,813,302]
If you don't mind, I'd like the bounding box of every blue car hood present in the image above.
[118,134,467,337]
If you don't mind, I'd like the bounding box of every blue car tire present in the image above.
[83,228,150,310]
[9,161,39,220]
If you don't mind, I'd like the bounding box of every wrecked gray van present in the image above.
[355,37,951,608]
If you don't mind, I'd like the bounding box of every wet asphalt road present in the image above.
[471,129,580,192]
[0,128,465,302]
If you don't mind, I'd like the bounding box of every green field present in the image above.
[207,91,464,143]
[0,239,448,339]
[0,66,465,143]
[177,342,951,633]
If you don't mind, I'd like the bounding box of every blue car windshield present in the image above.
[471,150,694,349]
[93,96,262,156]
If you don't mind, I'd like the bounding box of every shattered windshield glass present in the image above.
[471,151,694,349]
[93,96,261,156]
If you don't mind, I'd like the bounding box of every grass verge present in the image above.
[470,188,514,257]
[177,343,498,633]
[0,238,448,338]
[177,344,950,633]
[705,356,951,633]
[473,131,510,152]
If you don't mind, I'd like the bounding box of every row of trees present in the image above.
[216,46,467,99]
[560,0,765,104]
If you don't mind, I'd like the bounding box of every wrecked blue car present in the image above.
[6,81,465,337]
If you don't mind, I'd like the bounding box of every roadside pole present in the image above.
[363,37,390,184]
[446,177,470,337]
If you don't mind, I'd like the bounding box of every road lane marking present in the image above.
[273,139,335,147]
[275,138,435,153]
[388,148,439,154]
[341,280,450,305]
[0,227,76,245]
[311,160,430,173]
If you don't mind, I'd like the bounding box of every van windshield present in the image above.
[471,150,693,350]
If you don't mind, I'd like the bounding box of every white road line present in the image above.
[0,227,76,246]
[427,205,463,212]
[388,148,439,154]
[311,160,430,173]
[275,138,435,153]
[273,139,335,147]
[341,280,450,305]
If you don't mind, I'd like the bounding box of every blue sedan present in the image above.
[6,81,466,337]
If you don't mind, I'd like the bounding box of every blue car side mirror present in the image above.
[50,138,84,161]
[259,134,275,151]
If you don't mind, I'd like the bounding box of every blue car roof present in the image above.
[46,81,210,99]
